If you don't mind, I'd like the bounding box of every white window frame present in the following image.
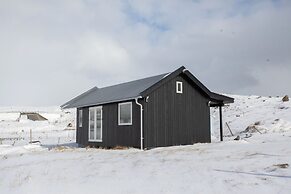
[176,81,183,93]
[88,106,102,142]
[78,109,83,127]
[118,102,132,125]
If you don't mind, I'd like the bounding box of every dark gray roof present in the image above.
[61,66,234,109]
[61,73,168,108]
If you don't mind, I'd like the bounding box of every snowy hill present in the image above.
[0,107,75,146]
[0,95,291,194]
[211,95,291,138]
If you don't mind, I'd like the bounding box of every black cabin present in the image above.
[61,66,234,149]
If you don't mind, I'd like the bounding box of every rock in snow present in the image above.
[282,95,289,102]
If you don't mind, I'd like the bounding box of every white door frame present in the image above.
[88,106,102,142]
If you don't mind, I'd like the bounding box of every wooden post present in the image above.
[225,122,234,136]
[219,106,223,141]
[30,129,32,143]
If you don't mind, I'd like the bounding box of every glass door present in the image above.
[88,106,102,142]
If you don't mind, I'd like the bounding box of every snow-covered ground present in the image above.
[0,107,75,147]
[0,95,290,194]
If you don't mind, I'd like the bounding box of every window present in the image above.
[88,106,102,142]
[78,109,83,127]
[118,102,132,125]
[176,81,183,93]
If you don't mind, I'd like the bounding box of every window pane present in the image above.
[119,103,132,124]
[89,109,95,140]
[96,122,101,140]
[96,108,102,140]
[176,82,183,93]
[79,110,83,127]
[96,109,101,120]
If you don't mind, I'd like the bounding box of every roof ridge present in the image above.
[140,66,185,96]
[98,73,168,90]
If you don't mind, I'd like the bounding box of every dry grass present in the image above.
[85,145,130,150]
[53,146,71,152]
[112,146,130,150]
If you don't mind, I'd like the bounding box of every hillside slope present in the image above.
[211,95,291,139]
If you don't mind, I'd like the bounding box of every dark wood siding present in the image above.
[76,100,141,148]
[76,107,89,146]
[143,74,211,149]
[76,108,81,144]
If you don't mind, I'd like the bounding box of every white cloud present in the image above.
[0,0,290,105]
[74,33,131,74]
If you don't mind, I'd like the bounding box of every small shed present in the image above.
[19,112,48,121]
[61,66,234,149]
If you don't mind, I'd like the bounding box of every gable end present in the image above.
[140,66,186,97]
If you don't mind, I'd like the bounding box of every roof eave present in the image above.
[61,87,98,109]
[63,96,142,109]
[209,93,234,106]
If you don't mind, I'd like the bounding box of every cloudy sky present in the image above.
[0,0,290,106]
